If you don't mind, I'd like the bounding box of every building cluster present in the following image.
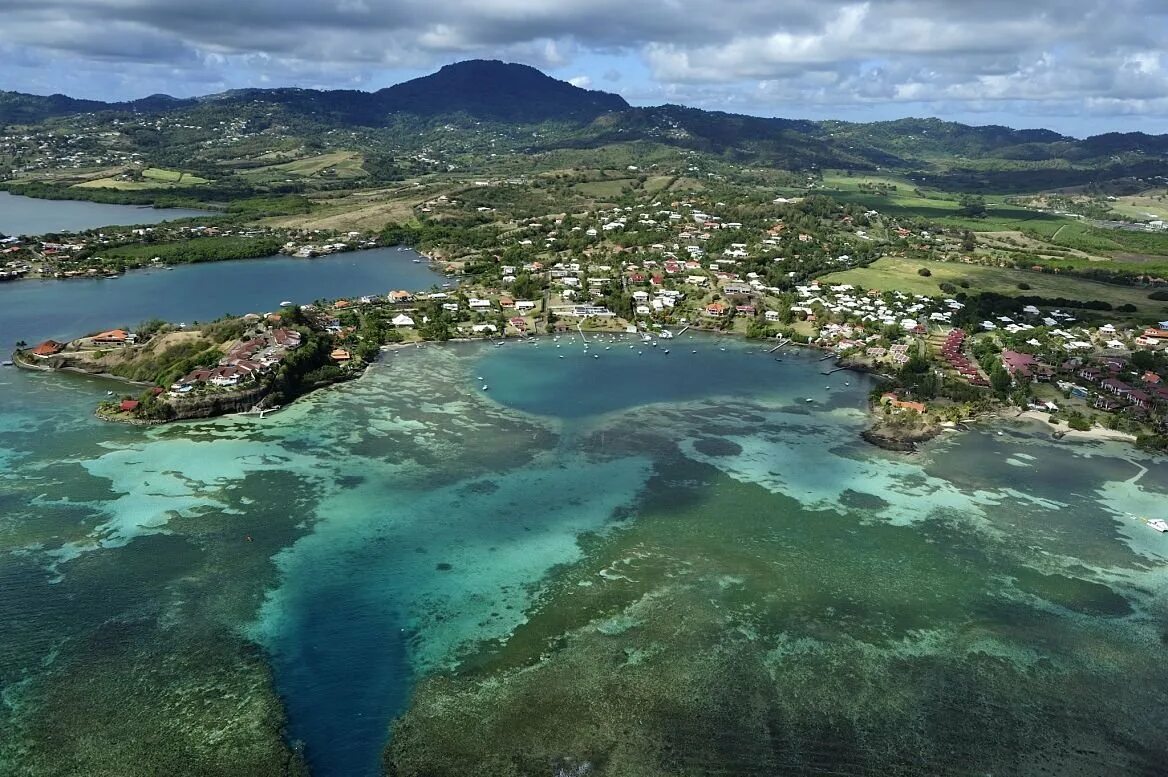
[171,327,301,394]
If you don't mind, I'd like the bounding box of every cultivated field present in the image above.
[73,167,209,189]
[822,255,1168,318]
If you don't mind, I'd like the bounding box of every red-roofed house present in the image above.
[30,340,64,357]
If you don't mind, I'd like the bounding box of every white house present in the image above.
[392,314,416,327]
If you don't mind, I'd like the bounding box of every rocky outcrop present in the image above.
[165,386,270,420]
[861,422,941,453]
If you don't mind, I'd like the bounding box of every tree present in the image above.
[957,194,987,218]
[990,363,1012,396]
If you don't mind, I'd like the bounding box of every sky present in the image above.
[1,0,1167,137]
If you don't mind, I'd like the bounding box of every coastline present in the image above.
[10,327,1153,455]
[1014,409,1139,443]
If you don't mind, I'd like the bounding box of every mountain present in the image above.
[3,59,1168,186]
[374,60,629,123]
[0,60,628,128]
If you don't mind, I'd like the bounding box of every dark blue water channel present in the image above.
[0,247,444,344]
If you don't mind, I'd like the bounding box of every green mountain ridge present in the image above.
[4,59,1168,187]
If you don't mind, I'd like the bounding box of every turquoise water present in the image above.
[2,335,1167,775]
[0,190,211,235]
[0,247,443,343]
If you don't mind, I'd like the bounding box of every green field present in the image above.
[573,178,636,198]
[819,172,1071,232]
[822,255,1168,318]
[73,167,209,190]
[239,151,368,180]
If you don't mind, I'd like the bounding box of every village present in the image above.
[7,181,1168,446]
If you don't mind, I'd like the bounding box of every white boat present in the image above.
[659,330,674,339]
[1149,519,1168,533]
[280,300,292,307]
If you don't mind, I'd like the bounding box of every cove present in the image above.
[0,190,211,235]
[0,246,444,344]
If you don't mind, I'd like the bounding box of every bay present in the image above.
[0,247,444,344]
[1,334,1166,776]
[0,190,211,235]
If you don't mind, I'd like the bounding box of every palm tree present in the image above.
[15,340,27,351]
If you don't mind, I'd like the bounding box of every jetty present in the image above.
[239,405,281,418]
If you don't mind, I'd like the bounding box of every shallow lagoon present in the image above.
[1,334,1166,776]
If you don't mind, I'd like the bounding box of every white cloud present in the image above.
[0,0,1166,132]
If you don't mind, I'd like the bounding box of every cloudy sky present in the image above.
[2,0,1167,136]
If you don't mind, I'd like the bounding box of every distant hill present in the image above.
[0,60,628,128]
[0,91,197,125]
[3,59,1168,185]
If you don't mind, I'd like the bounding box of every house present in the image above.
[388,290,413,303]
[330,348,352,362]
[704,302,728,317]
[765,310,781,322]
[30,340,64,357]
[1001,350,1040,379]
[880,392,926,414]
[469,298,492,310]
[471,323,498,333]
[119,399,139,412]
[515,300,536,311]
[91,329,131,345]
[391,314,415,327]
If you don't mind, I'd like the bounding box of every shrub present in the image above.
[1149,290,1168,301]
[917,268,932,277]
[1017,282,1031,290]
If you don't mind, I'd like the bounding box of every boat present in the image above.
[1148,519,1168,533]
[659,330,674,339]
[280,300,292,307]
[1,360,13,367]
[481,385,489,391]
[413,259,421,263]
